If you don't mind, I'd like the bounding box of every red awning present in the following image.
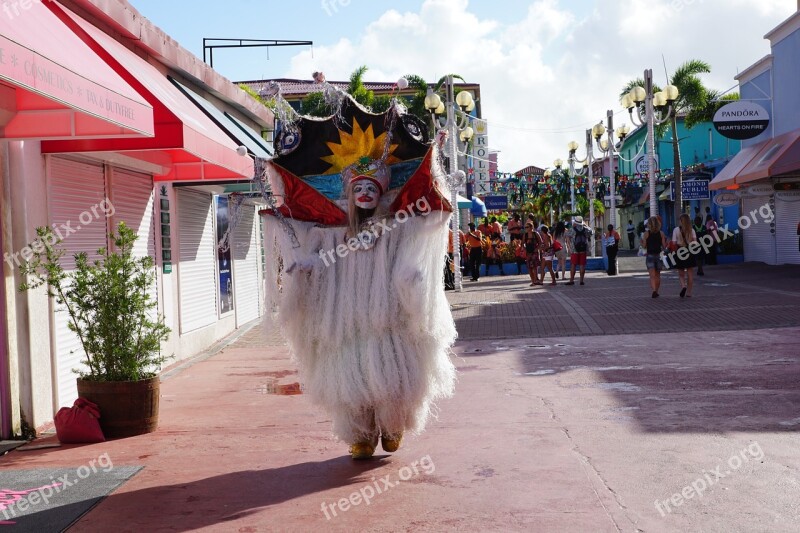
[0,0,153,139]
[41,5,253,182]
[737,129,800,185]
[637,189,649,205]
[710,130,800,190]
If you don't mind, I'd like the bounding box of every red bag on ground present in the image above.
[54,398,105,443]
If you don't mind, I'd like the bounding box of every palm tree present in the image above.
[620,60,713,222]
[299,65,392,117]
[403,73,466,128]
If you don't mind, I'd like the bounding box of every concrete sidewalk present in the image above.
[1,262,798,532]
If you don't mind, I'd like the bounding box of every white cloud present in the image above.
[284,0,795,173]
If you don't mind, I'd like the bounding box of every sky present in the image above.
[129,0,796,172]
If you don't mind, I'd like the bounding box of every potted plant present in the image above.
[20,222,171,439]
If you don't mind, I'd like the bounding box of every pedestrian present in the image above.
[478,217,492,240]
[553,221,568,280]
[539,225,557,285]
[466,222,483,282]
[705,214,719,265]
[626,219,636,250]
[490,216,503,241]
[642,215,667,298]
[605,224,620,276]
[672,213,697,298]
[444,229,456,290]
[508,213,523,242]
[523,220,542,286]
[566,216,591,286]
[693,216,707,276]
[513,238,526,275]
[484,234,506,276]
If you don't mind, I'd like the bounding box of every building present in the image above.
[709,7,800,265]
[1,0,273,438]
[618,116,743,237]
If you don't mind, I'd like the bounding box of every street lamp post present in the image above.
[621,69,678,219]
[592,111,630,229]
[424,75,475,292]
[567,129,598,257]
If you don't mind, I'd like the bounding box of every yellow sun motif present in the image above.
[321,120,399,175]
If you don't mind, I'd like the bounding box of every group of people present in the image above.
[640,212,720,298]
[450,214,595,287]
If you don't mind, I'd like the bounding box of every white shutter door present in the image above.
[110,168,155,259]
[49,157,108,407]
[742,196,777,265]
[776,196,800,265]
[233,205,261,326]
[178,190,217,333]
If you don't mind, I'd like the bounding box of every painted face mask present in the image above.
[352,178,381,210]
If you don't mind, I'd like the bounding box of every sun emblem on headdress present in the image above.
[322,120,399,175]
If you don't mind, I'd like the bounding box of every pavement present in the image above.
[2,255,800,532]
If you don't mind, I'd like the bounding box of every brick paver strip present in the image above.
[550,291,605,335]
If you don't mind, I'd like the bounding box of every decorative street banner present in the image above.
[482,195,509,211]
[713,100,770,140]
[682,180,710,200]
[472,119,490,194]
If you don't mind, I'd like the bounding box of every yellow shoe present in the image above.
[381,432,403,453]
[349,436,378,460]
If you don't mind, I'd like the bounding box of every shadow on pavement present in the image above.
[85,457,386,531]
[514,329,800,434]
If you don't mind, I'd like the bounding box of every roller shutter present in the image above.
[232,204,261,327]
[775,192,800,265]
[49,157,108,407]
[742,195,777,265]
[177,190,217,333]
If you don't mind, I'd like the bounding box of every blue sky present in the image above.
[129,0,795,171]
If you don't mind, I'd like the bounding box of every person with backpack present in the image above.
[566,216,592,286]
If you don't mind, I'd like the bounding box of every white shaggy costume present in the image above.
[260,87,458,445]
[262,201,457,443]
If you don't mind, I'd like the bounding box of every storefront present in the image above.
[1,0,271,435]
[0,0,155,437]
[710,130,800,265]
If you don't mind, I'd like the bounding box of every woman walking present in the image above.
[672,213,698,298]
[539,225,557,285]
[553,221,568,280]
[692,216,707,275]
[523,221,542,286]
[642,216,667,298]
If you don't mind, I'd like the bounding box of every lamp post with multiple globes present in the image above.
[567,129,598,256]
[620,69,678,219]
[424,75,475,292]
[591,111,631,228]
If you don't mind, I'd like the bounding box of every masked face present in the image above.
[352,179,380,210]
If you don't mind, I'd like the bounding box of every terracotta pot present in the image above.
[77,376,160,439]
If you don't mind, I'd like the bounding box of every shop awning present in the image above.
[736,129,800,185]
[170,78,272,159]
[457,194,472,209]
[41,5,253,182]
[709,139,770,190]
[0,0,153,139]
[637,189,650,206]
